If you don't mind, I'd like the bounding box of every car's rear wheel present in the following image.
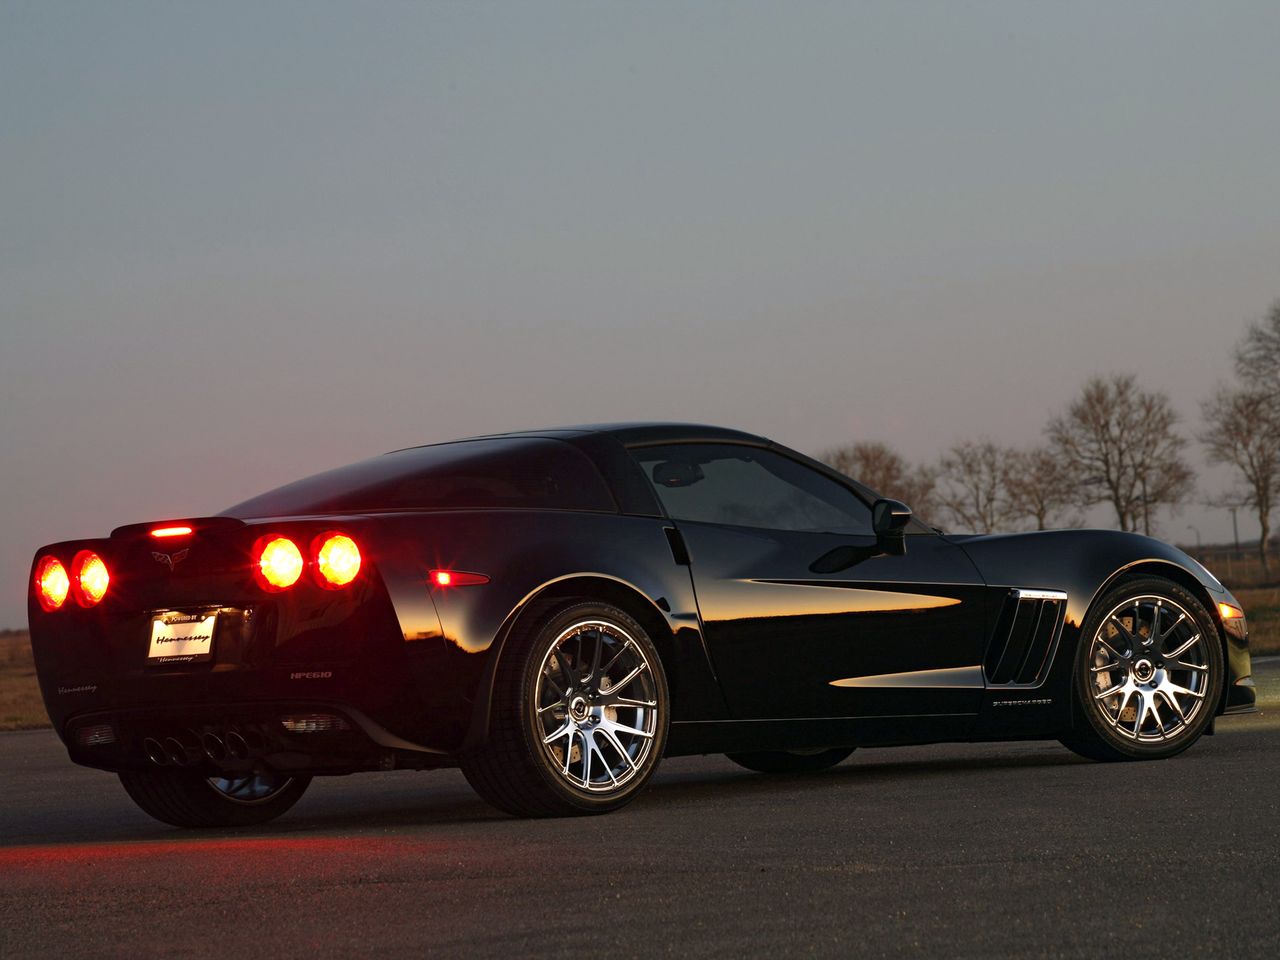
[118,769,311,827]
[1060,576,1223,762]
[725,747,854,774]
[461,600,670,817]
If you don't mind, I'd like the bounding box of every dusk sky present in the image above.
[3,1,1279,626]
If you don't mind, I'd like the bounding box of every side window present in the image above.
[631,443,874,535]
[224,438,617,517]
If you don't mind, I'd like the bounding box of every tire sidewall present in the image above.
[1072,577,1224,760]
[514,601,670,813]
[118,769,311,828]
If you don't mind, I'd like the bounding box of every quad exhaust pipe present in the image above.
[143,728,265,766]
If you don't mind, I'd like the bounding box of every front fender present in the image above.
[956,529,1224,624]
[956,529,1251,733]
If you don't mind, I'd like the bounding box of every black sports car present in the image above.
[28,423,1255,826]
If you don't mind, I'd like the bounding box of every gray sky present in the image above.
[3,1,1278,627]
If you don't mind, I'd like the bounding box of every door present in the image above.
[630,443,990,721]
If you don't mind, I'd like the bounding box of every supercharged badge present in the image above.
[993,698,1054,708]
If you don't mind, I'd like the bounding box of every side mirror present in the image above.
[872,498,912,555]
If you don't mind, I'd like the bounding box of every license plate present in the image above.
[148,611,217,664]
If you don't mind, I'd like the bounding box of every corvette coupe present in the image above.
[28,423,1254,826]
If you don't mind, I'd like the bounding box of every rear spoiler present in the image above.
[110,517,247,540]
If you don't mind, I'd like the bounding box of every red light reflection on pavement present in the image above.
[0,836,443,887]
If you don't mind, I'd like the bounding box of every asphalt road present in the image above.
[3,663,1278,960]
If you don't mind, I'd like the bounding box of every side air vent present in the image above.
[984,589,1068,686]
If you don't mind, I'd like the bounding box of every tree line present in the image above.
[819,301,1280,574]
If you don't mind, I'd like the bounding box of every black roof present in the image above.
[452,422,770,447]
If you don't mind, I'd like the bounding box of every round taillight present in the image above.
[72,551,110,607]
[34,556,70,612]
[254,536,304,591]
[314,533,361,588]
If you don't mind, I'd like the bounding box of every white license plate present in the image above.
[148,611,217,663]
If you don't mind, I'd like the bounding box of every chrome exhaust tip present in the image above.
[225,730,249,760]
[163,736,189,767]
[202,733,227,762]
[143,737,168,766]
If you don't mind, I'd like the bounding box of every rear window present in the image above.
[223,438,617,518]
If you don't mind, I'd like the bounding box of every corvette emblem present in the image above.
[152,549,189,571]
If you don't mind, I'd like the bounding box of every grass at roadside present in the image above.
[0,631,48,731]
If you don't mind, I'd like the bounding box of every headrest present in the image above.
[652,460,704,488]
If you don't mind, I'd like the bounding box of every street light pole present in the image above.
[1187,525,1202,558]
[1228,506,1240,557]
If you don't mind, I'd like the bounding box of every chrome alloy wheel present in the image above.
[535,620,659,793]
[1088,594,1211,742]
[207,773,295,805]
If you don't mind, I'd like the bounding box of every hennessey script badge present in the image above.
[152,549,189,571]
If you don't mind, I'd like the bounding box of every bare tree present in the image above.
[934,440,1012,534]
[1235,301,1280,396]
[1047,374,1194,535]
[818,441,938,518]
[1202,385,1280,575]
[1130,388,1196,536]
[1004,446,1081,530]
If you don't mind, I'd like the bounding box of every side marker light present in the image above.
[1218,602,1245,621]
[430,570,489,587]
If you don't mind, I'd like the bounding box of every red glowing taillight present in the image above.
[430,570,489,587]
[72,551,110,607]
[150,525,193,539]
[314,533,361,588]
[34,555,70,611]
[253,536,304,591]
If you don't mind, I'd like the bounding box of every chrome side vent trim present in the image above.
[984,589,1068,687]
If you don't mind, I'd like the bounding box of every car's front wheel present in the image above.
[118,769,311,828]
[462,600,670,817]
[1060,576,1223,762]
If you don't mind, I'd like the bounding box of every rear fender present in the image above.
[362,511,723,754]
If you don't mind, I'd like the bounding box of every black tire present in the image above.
[1059,575,1223,763]
[461,600,670,818]
[725,747,855,774]
[118,769,311,828]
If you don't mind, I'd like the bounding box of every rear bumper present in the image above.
[63,700,453,777]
